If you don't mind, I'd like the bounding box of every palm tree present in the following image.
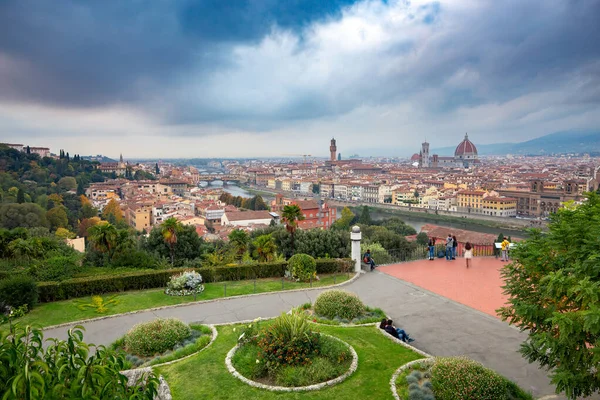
[252,234,277,262]
[87,221,118,259]
[8,238,35,261]
[228,229,249,261]
[161,218,181,266]
[281,204,305,255]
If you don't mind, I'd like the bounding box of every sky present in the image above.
[1,0,599,159]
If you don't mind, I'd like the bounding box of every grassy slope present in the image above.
[6,274,350,329]
[158,324,422,400]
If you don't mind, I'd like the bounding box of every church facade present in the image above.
[414,134,479,169]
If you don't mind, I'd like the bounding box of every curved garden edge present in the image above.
[375,325,432,358]
[40,272,362,331]
[389,357,435,400]
[225,333,359,392]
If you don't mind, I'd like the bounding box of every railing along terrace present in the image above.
[385,243,495,264]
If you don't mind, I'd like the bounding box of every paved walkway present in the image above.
[44,264,568,399]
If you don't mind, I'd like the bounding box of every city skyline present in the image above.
[1,0,599,157]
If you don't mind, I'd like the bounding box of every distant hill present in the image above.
[431,131,600,156]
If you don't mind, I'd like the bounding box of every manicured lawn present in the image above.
[5,274,350,329]
[158,324,423,400]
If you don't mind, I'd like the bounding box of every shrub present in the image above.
[288,254,317,282]
[0,275,38,310]
[256,312,320,372]
[28,254,82,282]
[313,290,365,320]
[0,325,158,399]
[165,270,204,296]
[431,356,508,400]
[124,318,192,357]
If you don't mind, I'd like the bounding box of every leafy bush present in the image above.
[124,318,192,357]
[28,254,82,281]
[288,254,317,282]
[314,290,366,320]
[309,306,386,325]
[165,270,204,296]
[233,326,351,387]
[0,275,38,310]
[431,356,508,400]
[0,325,158,399]
[256,312,320,372]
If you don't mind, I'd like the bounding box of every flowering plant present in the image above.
[165,270,204,296]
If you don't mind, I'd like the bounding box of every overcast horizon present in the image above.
[1,0,599,159]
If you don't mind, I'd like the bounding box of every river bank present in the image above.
[235,184,536,238]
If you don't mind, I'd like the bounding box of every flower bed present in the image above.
[394,357,534,400]
[227,313,357,391]
[112,319,213,368]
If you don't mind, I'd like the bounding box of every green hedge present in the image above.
[38,268,190,302]
[37,258,352,302]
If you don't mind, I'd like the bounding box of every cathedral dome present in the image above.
[410,153,420,161]
[455,133,478,157]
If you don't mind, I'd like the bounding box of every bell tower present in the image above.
[330,138,337,162]
[421,140,430,168]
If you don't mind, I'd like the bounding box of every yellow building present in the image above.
[456,190,486,214]
[444,182,467,190]
[267,178,277,189]
[392,187,417,205]
[126,203,153,231]
[281,179,292,192]
[481,197,517,217]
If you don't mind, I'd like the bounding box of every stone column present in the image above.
[350,225,362,273]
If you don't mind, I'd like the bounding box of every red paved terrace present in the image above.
[379,257,509,318]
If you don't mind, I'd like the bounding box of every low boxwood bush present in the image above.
[288,254,317,282]
[431,356,508,400]
[0,275,38,310]
[314,290,365,320]
[124,318,192,357]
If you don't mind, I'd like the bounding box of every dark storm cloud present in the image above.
[0,0,599,131]
[0,0,359,107]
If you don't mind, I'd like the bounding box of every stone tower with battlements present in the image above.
[330,138,337,162]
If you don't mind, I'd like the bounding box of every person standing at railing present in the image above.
[452,235,458,260]
[500,238,510,262]
[464,242,473,268]
[428,237,436,261]
[446,234,453,261]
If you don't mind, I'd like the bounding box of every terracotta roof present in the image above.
[419,224,498,245]
[454,133,478,156]
[223,210,273,222]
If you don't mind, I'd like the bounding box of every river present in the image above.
[214,184,525,238]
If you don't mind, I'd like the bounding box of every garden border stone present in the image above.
[40,272,361,331]
[225,333,358,392]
